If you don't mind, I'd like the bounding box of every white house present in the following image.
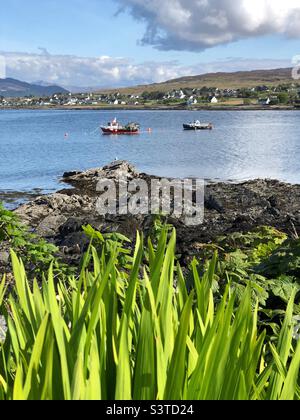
[66,98,78,105]
[258,97,271,106]
[187,98,198,106]
[178,90,186,99]
[210,96,218,104]
[187,96,194,106]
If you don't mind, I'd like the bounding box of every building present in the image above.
[258,97,271,106]
[187,96,198,106]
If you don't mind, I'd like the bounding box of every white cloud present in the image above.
[0,50,291,89]
[116,0,300,51]
[1,51,196,88]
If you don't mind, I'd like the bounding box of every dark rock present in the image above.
[36,214,67,237]
[62,171,82,178]
[59,232,90,251]
[268,195,279,208]
[234,214,255,224]
[269,207,281,217]
[59,217,85,236]
[0,251,10,266]
[204,194,224,213]
[5,160,300,269]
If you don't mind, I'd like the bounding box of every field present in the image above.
[97,68,295,96]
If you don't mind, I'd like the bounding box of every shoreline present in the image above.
[1,160,300,276]
[9,161,300,257]
[1,175,299,210]
[0,105,299,112]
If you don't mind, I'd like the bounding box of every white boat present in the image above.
[183,120,213,130]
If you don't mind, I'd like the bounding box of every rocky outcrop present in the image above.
[0,244,11,277]
[5,160,300,268]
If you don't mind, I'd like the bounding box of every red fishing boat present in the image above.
[101,118,140,135]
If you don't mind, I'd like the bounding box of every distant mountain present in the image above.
[98,68,295,95]
[0,78,69,98]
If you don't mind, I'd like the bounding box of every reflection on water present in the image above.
[0,109,300,198]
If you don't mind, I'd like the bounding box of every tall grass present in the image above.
[0,228,299,400]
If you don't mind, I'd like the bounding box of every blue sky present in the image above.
[1,0,300,87]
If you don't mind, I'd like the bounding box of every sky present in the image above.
[0,0,300,88]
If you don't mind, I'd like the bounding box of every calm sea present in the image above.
[1,109,300,203]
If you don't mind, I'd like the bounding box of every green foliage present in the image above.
[277,92,289,104]
[82,225,133,269]
[0,228,300,400]
[198,227,300,313]
[147,215,173,244]
[256,239,300,278]
[0,203,72,276]
[141,91,165,101]
[1,207,300,400]
[243,98,252,105]
[0,203,27,246]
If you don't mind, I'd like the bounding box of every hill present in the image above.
[0,78,69,98]
[97,68,295,95]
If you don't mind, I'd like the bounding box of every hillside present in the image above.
[97,68,295,95]
[0,78,69,98]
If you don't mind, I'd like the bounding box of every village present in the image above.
[1,82,300,108]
